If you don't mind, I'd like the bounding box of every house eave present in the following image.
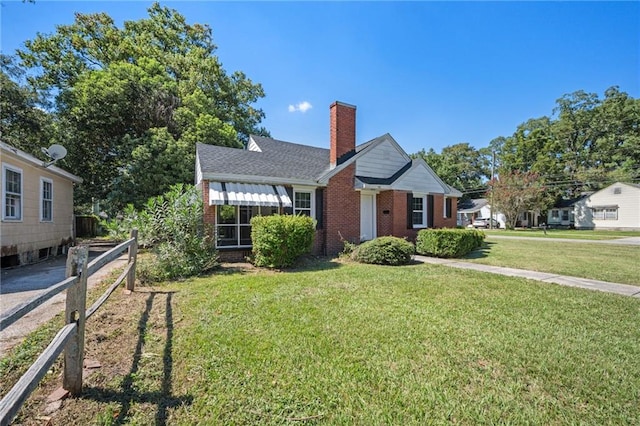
[1,141,83,184]
[201,173,324,187]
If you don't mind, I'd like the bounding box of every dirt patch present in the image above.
[9,284,181,425]
[4,262,263,424]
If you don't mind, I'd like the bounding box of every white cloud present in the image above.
[288,101,313,113]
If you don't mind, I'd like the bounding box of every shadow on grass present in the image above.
[285,256,343,273]
[463,241,495,259]
[81,291,192,425]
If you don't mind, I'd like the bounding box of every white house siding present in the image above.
[574,183,640,230]
[195,152,203,185]
[355,139,408,179]
[1,147,79,265]
[392,163,445,194]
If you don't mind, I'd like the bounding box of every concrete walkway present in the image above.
[415,255,640,298]
[486,235,640,245]
[0,247,127,356]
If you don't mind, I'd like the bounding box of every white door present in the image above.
[360,192,376,242]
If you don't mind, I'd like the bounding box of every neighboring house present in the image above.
[546,194,589,228]
[457,198,506,228]
[1,142,82,267]
[574,182,640,230]
[195,101,462,258]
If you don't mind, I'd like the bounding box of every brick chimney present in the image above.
[330,101,356,167]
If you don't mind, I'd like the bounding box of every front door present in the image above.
[360,192,376,242]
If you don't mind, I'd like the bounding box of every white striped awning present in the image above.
[209,182,292,207]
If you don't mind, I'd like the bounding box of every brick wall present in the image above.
[432,194,458,228]
[375,190,420,242]
[325,164,360,254]
[330,102,356,166]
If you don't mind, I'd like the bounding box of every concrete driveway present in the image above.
[0,244,127,355]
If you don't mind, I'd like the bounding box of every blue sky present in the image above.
[1,1,638,154]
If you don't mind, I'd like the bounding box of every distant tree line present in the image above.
[1,2,268,215]
[413,87,640,222]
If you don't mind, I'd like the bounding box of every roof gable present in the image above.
[354,134,411,179]
[391,159,450,194]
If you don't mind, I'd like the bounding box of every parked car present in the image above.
[472,217,500,229]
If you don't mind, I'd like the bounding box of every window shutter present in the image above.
[446,198,452,218]
[406,193,413,229]
[427,194,434,228]
[283,187,293,215]
[315,188,324,229]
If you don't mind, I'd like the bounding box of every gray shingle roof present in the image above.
[457,198,488,213]
[197,136,330,182]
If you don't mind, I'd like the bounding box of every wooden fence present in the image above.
[0,230,138,426]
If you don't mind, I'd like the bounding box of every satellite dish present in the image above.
[41,144,68,167]
[47,144,67,160]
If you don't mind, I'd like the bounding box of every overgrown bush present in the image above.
[352,236,415,266]
[102,184,218,282]
[251,214,315,268]
[416,228,485,258]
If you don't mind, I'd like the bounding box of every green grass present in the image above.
[465,238,640,286]
[482,228,640,240]
[5,261,640,424]
[158,262,640,424]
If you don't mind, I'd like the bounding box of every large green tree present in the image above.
[413,143,490,198]
[497,87,640,198]
[18,3,268,212]
[0,55,54,154]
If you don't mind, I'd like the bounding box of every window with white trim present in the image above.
[294,190,313,217]
[592,207,618,220]
[3,164,23,220]
[41,178,53,222]
[551,210,559,219]
[444,197,452,218]
[412,195,426,227]
[216,205,278,247]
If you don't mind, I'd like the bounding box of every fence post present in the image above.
[63,246,88,396]
[127,229,138,292]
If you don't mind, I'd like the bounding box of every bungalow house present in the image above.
[1,142,82,267]
[546,194,589,228]
[574,182,640,230]
[457,198,506,228]
[195,101,461,258]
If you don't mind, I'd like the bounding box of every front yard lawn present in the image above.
[466,238,640,286]
[5,261,640,424]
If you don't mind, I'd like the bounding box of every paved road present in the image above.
[0,244,127,355]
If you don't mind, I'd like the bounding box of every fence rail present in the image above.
[0,230,138,426]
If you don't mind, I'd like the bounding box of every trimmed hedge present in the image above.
[352,236,415,266]
[416,228,485,258]
[251,214,315,268]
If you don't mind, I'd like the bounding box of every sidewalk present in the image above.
[415,255,640,298]
[485,235,640,245]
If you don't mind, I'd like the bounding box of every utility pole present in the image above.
[490,150,495,229]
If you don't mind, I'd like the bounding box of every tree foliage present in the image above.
[412,143,490,197]
[498,87,640,198]
[0,55,54,154]
[489,171,552,229]
[16,2,268,213]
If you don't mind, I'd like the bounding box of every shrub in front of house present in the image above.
[104,184,219,283]
[352,236,415,266]
[416,228,485,258]
[251,214,315,268]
